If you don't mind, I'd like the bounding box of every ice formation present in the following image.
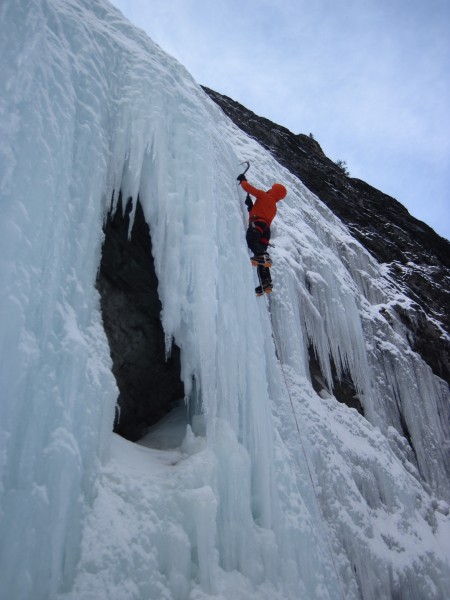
[0,0,449,599]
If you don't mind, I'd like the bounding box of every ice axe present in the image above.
[239,160,250,176]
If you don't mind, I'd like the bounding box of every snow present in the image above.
[1,0,449,599]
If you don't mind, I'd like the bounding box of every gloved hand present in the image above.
[237,173,247,183]
[245,194,253,211]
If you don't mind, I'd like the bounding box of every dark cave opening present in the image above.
[96,193,185,442]
[308,343,364,416]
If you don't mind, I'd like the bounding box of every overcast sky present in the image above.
[110,0,450,240]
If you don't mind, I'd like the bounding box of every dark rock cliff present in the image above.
[203,86,450,389]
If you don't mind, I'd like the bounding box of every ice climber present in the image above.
[237,171,287,296]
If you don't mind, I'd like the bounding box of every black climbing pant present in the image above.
[246,219,270,255]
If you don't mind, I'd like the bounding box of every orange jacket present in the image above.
[241,180,287,225]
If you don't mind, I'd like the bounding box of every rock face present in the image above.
[97,196,184,442]
[203,86,450,389]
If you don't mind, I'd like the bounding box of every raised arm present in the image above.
[240,179,264,198]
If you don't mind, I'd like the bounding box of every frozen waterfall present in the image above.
[0,1,449,599]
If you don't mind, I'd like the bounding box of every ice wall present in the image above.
[1,1,449,599]
[0,0,121,595]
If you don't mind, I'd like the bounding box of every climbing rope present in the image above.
[265,296,347,600]
[237,163,345,596]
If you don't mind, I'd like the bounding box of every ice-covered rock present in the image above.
[0,1,449,599]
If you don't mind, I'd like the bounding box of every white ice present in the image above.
[0,0,449,599]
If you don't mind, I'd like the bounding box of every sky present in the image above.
[109,0,450,240]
